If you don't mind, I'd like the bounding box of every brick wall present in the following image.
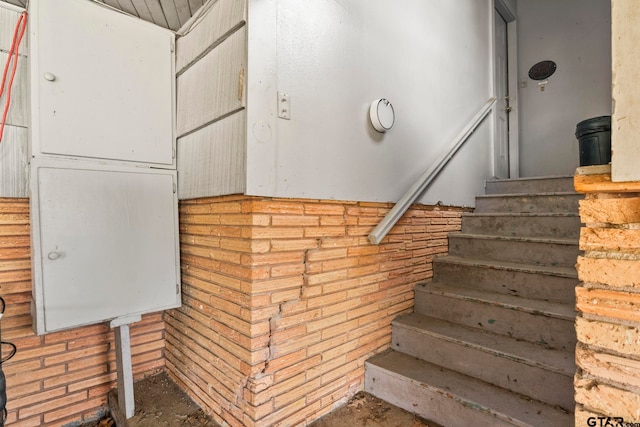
[0,198,166,427]
[574,170,640,424]
[167,195,465,427]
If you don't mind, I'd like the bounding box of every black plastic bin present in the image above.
[575,115,611,166]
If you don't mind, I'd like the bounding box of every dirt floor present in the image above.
[83,372,441,427]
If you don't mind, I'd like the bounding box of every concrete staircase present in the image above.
[364,176,581,427]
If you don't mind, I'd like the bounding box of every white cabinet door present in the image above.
[30,159,180,334]
[30,0,175,167]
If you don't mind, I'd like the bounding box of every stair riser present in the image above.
[364,363,515,427]
[415,288,576,351]
[433,260,577,304]
[462,215,581,239]
[475,194,582,214]
[392,324,574,411]
[486,178,575,195]
[448,236,580,268]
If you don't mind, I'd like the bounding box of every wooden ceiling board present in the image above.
[112,0,139,17]
[1,0,25,9]
[130,0,154,23]
[0,0,206,34]
[158,0,181,30]
[187,0,202,16]
[173,0,192,28]
[143,0,169,28]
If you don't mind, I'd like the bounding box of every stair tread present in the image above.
[434,255,578,278]
[394,313,575,376]
[463,212,579,218]
[450,232,578,245]
[487,175,574,183]
[416,283,576,320]
[367,350,573,426]
[477,191,580,198]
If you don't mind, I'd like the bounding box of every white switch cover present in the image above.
[278,92,291,120]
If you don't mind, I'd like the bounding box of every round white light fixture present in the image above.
[369,98,395,133]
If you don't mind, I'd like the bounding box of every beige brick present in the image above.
[575,406,608,427]
[576,317,640,356]
[320,216,350,226]
[306,292,347,309]
[306,270,348,286]
[271,215,319,227]
[576,287,640,322]
[580,197,640,224]
[307,313,347,334]
[304,204,345,216]
[43,396,106,424]
[271,263,305,278]
[244,251,306,267]
[243,200,303,214]
[243,227,304,240]
[274,377,322,409]
[220,214,271,226]
[319,257,359,272]
[255,397,306,427]
[576,345,640,389]
[271,331,321,359]
[7,365,66,387]
[270,239,319,252]
[581,227,640,253]
[575,373,640,420]
[18,391,88,419]
[274,399,323,427]
[578,257,640,288]
[274,354,322,383]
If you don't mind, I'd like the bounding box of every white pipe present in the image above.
[368,97,497,245]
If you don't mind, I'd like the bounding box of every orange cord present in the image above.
[0,11,28,143]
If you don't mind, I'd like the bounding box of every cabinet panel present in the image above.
[30,0,175,166]
[30,160,180,334]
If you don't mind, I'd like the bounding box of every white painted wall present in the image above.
[0,3,28,197]
[611,0,640,182]
[517,0,611,177]
[246,0,494,207]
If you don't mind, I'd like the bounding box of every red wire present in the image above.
[0,11,28,143]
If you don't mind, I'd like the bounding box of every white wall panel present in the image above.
[0,3,28,198]
[0,125,27,197]
[246,0,493,206]
[176,0,247,72]
[0,51,27,128]
[178,109,246,199]
[176,26,246,136]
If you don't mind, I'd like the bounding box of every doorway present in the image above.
[493,0,518,178]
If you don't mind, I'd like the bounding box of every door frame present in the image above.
[492,0,519,178]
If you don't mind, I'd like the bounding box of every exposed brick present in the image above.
[576,344,640,389]
[576,317,640,356]
[580,197,640,224]
[169,196,460,427]
[581,227,640,253]
[576,287,640,322]
[577,257,640,288]
[575,373,640,421]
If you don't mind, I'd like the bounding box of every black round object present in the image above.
[528,60,557,80]
[575,116,611,166]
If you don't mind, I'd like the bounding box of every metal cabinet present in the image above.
[30,160,180,334]
[30,0,175,167]
[28,0,180,335]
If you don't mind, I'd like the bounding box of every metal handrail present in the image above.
[368,97,497,245]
